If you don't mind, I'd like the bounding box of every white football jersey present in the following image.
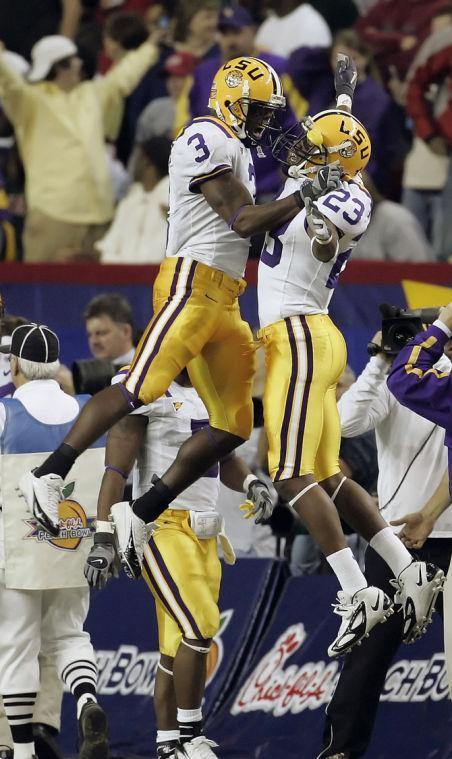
[258,177,372,328]
[166,117,256,279]
[131,380,219,512]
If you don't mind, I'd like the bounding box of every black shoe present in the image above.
[0,746,13,759]
[33,724,63,759]
[78,701,109,759]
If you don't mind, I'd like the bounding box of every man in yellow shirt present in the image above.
[0,34,158,262]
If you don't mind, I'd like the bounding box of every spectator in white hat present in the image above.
[0,33,158,262]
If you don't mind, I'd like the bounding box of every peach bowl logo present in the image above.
[25,481,95,551]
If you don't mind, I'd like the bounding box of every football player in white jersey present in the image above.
[84,368,272,759]
[257,56,445,656]
[22,56,340,580]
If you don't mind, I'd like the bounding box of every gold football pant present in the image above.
[124,257,255,439]
[260,313,347,482]
[142,510,222,657]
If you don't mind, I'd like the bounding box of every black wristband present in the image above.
[93,531,115,546]
[293,190,304,209]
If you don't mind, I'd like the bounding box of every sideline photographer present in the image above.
[319,305,452,759]
[388,302,452,488]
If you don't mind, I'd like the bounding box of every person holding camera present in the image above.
[318,326,452,759]
[388,303,452,487]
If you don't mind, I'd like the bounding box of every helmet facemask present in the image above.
[271,117,328,170]
[272,110,371,178]
[228,97,285,144]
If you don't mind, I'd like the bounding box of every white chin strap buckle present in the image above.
[288,164,320,179]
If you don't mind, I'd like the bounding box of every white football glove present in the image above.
[304,197,332,243]
[240,478,274,525]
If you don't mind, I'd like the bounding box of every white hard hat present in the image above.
[28,35,78,83]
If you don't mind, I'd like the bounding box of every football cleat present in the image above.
[328,586,394,658]
[18,470,62,537]
[157,742,180,758]
[33,723,64,759]
[78,701,109,759]
[391,561,445,643]
[111,501,149,580]
[176,737,219,758]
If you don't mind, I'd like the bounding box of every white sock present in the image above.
[177,707,202,723]
[370,527,412,577]
[76,693,97,719]
[157,729,180,743]
[12,744,34,759]
[327,547,367,595]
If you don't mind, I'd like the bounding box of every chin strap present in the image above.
[288,164,322,180]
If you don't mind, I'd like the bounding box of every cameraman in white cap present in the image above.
[0,324,107,759]
[0,32,158,262]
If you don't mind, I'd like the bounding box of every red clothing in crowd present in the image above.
[406,26,452,144]
[355,0,448,79]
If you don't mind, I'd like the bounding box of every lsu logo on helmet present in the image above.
[272,108,372,178]
[208,56,286,143]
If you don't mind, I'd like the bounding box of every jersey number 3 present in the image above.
[188,133,211,163]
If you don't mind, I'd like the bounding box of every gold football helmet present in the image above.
[208,56,286,143]
[272,108,372,178]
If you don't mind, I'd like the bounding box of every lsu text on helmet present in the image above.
[272,108,371,179]
[208,56,286,143]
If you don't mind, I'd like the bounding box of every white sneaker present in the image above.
[391,561,445,643]
[328,586,394,658]
[110,501,148,580]
[18,470,62,537]
[176,737,218,758]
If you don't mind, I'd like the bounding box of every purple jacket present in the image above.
[188,52,291,197]
[286,46,404,196]
[387,323,452,490]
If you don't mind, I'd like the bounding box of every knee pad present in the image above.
[182,639,211,655]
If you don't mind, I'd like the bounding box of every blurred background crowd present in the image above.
[0,0,452,265]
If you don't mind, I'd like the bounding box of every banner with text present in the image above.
[60,563,450,758]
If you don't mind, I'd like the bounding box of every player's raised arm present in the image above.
[334,53,358,113]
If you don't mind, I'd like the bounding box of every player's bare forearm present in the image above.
[201,171,300,238]
[421,470,451,520]
[97,414,147,520]
[307,217,338,262]
[220,452,252,492]
[97,469,127,522]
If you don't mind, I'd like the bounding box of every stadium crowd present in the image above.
[0,0,451,263]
